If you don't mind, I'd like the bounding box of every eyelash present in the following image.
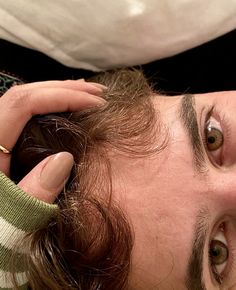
[211,265,223,284]
[214,109,231,145]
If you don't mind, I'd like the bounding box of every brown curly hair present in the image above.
[11,69,163,290]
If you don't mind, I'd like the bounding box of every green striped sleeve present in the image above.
[1,284,28,290]
[0,172,58,290]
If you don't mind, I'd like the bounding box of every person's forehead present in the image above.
[113,95,213,289]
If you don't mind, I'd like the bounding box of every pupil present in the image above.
[208,136,216,144]
[211,247,220,257]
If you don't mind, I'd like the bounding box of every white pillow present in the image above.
[0,0,236,71]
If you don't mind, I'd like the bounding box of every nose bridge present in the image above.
[210,169,236,206]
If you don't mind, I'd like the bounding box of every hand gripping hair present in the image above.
[11,69,165,290]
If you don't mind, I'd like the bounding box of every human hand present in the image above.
[0,79,106,203]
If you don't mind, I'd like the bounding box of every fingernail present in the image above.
[40,152,74,190]
[89,82,108,91]
[87,95,107,105]
[87,82,108,93]
[77,78,85,82]
[86,85,104,96]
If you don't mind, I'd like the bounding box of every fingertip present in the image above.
[81,94,107,107]
[18,152,74,203]
[40,152,74,192]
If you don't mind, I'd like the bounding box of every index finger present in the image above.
[0,85,105,174]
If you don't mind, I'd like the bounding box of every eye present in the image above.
[205,117,224,151]
[209,224,229,284]
[204,116,224,164]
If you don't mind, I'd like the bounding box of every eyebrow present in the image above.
[179,94,207,173]
[178,95,210,289]
[185,208,209,290]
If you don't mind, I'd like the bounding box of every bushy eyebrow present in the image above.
[185,208,209,290]
[179,94,207,173]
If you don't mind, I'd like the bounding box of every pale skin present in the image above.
[111,92,236,289]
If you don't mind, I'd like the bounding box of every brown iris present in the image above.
[209,240,228,265]
[205,127,224,151]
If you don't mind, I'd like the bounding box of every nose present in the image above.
[210,169,236,209]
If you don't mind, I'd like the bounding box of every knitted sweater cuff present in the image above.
[0,171,58,290]
[0,172,58,231]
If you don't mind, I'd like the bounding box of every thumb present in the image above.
[18,152,74,203]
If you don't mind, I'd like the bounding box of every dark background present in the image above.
[1,29,236,95]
